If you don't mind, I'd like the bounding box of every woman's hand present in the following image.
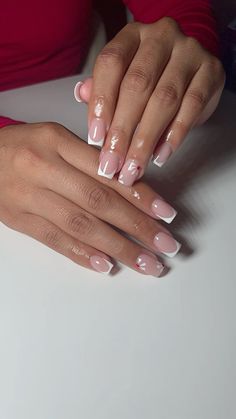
[74,17,225,186]
[0,122,181,278]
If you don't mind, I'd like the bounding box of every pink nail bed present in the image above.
[90,255,114,274]
[88,118,106,147]
[136,254,164,277]
[118,159,140,187]
[98,151,120,179]
[154,232,181,257]
[74,81,84,103]
[153,142,172,167]
[151,199,177,224]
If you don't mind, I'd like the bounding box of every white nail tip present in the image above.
[103,260,114,275]
[161,241,182,258]
[153,156,164,167]
[97,164,116,179]
[74,81,83,102]
[88,135,104,147]
[157,264,165,276]
[158,210,177,224]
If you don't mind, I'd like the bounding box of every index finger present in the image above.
[87,24,139,148]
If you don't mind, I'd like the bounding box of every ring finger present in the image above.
[26,190,166,278]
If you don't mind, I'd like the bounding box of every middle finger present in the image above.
[40,159,181,258]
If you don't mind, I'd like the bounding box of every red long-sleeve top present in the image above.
[0,0,219,129]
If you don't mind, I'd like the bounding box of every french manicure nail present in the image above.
[153,142,172,167]
[88,118,106,147]
[153,232,181,257]
[74,81,84,103]
[136,254,165,277]
[118,159,141,187]
[151,199,177,224]
[98,151,120,179]
[90,255,114,274]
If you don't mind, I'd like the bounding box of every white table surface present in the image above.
[0,75,236,419]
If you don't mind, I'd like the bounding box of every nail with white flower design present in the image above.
[118,159,141,187]
[136,253,165,277]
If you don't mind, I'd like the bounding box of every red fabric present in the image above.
[0,0,219,129]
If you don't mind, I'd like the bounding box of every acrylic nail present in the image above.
[88,118,106,147]
[151,199,177,224]
[74,81,84,103]
[136,254,165,277]
[98,150,120,179]
[153,232,181,258]
[90,255,114,274]
[153,142,172,167]
[118,159,141,187]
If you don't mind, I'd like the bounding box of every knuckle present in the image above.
[39,121,62,135]
[160,16,178,32]
[66,212,93,236]
[186,88,207,108]
[87,186,111,211]
[184,36,201,53]
[37,121,64,146]
[134,216,153,236]
[123,68,151,93]
[110,239,125,257]
[13,146,42,171]
[97,44,125,67]
[206,57,225,83]
[44,228,62,249]
[154,83,179,105]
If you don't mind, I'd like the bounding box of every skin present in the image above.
[0,122,177,276]
[81,17,225,178]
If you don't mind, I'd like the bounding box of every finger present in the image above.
[26,191,166,278]
[74,77,93,103]
[153,59,225,167]
[117,49,198,186]
[15,213,114,275]
[56,129,178,223]
[97,36,172,181]
[87,24,140,147]
[30,154,181,258]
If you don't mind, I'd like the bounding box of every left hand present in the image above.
[74,17,225,186]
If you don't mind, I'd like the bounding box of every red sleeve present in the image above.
[123,0,220,57]
[0,116,25,129]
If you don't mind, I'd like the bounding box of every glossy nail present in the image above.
[74,81,84,103]
[136,254,165,277]
[90,255,114,274]
[154,232,181,257]
[98,151,120,179]
[118,159,141,187]
[153,142,172,167]
[151,199,177,224]
[88,118,106,147]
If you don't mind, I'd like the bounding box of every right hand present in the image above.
[0,122,181,278]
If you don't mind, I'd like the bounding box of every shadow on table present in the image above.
[144,89,236,257]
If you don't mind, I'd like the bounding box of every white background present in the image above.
[0,76,236,418]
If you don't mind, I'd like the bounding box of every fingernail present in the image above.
[90,255,114,275]
[118,159,141,187]
[98,150,120,179]
[88,118,106,147]
[151,199,177,224]
[74,81,84,103]
[153,142,172,167]
[136,254,165,277]
[154,232,181,257]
